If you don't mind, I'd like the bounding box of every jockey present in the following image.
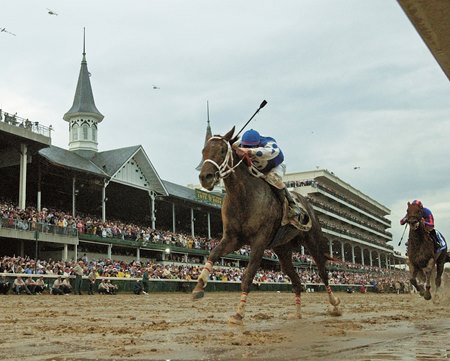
[235,129,303,221]
[400,200,447,253]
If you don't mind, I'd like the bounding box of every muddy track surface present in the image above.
[1,290,450,360]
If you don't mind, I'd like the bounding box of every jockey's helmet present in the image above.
[412,199,423,208]
[241,129,260,147]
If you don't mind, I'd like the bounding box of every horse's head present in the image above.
[406,201,423,230]
[199,126,236,191]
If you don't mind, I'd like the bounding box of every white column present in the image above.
[63,244,68,261]
[351,244,355,264]
[341,242,345,262]
[329,239,333,257]
[37,191,41,212]
[369,250,373,266]
[150,191,156,229]
[102,182,107,222]
[361,248,365,266]
[72,177,76,217]
[301,246,305,255]
[172,203,176,233]
[378,252,381,268]
[18,144,28,209]
[136,248,140,262]
[74,244,78,261]
[191,208,195,237]
[108,244,112,259]
[207,212,211,239]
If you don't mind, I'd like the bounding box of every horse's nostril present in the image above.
[200,173,214,184]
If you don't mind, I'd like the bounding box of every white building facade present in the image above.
[284,169,404,269]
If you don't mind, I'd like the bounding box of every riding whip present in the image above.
[235,100,268,139]
[398,224,408,247]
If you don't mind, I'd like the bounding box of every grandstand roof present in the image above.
[39,144,168,196]
[39,145,108,177]
[162,179,221,209]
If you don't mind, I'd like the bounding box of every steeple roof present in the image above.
[63,29,104,122]
[196,101,212,171]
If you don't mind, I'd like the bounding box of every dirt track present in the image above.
[1,290,450,361]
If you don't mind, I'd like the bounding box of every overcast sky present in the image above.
[1,1,449,255]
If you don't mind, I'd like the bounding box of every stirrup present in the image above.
[288,204,302,218]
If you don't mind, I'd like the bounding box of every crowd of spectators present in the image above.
[0,255,410,295]
[0,198,411,295]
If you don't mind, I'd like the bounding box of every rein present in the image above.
[202,136,244,182]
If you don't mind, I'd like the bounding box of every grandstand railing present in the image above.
[0,110,52,138]
[0,218,78,237]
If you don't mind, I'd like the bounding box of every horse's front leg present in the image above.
[422,258,435,301]
[228,247,265,325]
[192,236,239,300]
[409,265,423,295]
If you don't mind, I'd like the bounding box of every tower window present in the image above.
[83,124,89,140]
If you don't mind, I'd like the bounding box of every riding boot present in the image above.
[276,187,303,220]
[430,229,439,252]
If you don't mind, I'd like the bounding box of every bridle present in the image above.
[201,136,243,183]
[406,208,422,231]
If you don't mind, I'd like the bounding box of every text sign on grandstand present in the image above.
[195,189,223,207]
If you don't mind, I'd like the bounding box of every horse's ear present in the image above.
[223,126,235,142]
[407,202,411,206]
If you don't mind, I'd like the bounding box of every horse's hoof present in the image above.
[331,296,341,307]
[419,290,425,297]
[228,314,243,325]
[288,313,302,320]
[192,290,205,300]
[327,305,343,317]
[424,292,432,301]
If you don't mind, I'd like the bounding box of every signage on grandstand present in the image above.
[195,189,223,207]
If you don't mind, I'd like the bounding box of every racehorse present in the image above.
[193,126,341,324]
[404,201,448,300]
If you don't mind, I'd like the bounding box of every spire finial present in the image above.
[207,100,210,126]
[83,27,86,56]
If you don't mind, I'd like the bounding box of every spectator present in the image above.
[87,267,97,295]
[13,276,31,295]
[0,275,11,294]
[133,280,143,295]
[106,279,118,295]
[51,277,64,295]
[34,276,47,294]
[142,268,150,295]
[61,277,72,294]
[73,260,84,295]
[98,279,110,294]
[25,276,37,294]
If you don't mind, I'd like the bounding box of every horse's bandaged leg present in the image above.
[236,292,248,318]
[295,293,302,318]
[326,285,340,306]
[198,260,213,287]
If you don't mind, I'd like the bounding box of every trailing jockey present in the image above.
[400,199,447,255]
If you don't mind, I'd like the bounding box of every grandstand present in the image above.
[0,36,407,291]
[284,170,402,269]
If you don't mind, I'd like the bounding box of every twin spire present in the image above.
[63,28,103,156]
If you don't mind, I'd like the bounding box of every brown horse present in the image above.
[193,126,341,324]
[405,201,448,300]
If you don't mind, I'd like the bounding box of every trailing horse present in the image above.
[404,201,448,300]
[193,127,341,324]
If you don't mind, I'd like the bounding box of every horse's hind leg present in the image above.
[274,246,302,319]
[433,258,445,303]
[229,247,265,325]
[192,237,239,300]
